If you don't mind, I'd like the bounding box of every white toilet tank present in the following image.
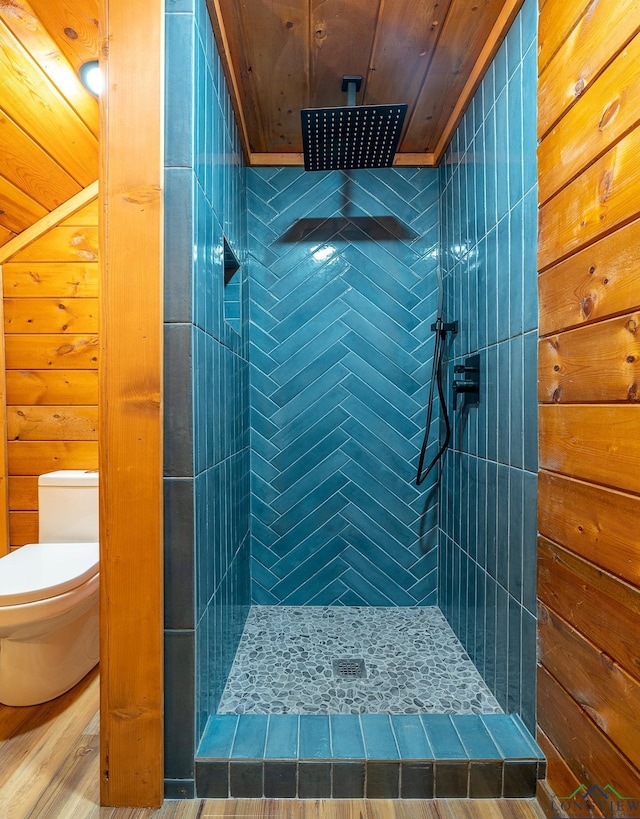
[38,470,99,543]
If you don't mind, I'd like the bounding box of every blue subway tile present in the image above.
[330,715,366,759]
[391,716,432,759]
[421,715,467,760]
[231,715,268,759]
[480,715,542,760]
[299,716,331,759]
[198,715,239,759]
[452,716,500,760]
[265,715,298,759]
[361,715,400,759]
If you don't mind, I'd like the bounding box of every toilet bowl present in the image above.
[0,542,99,705]
[0,470,100,706]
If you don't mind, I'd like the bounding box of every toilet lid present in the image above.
[0,542,99,605]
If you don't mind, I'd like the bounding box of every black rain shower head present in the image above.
[301,76,407,172]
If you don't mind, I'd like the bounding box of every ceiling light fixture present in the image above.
[79,60,102,96]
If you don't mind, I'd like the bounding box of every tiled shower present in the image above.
[163,0,539,799]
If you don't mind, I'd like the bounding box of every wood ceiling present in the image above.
[0,0,99,249]
[208,0,524,167]
[0,0,525,249]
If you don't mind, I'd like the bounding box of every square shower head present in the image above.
[301,103,408,172]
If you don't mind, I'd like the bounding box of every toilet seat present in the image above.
[0,542,99,606]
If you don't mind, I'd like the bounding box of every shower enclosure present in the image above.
[163,0,540,800]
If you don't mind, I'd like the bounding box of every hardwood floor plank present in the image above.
[0,668,99,818]
[434,802,545,819]
[25,731,100,819]
[199,802,366,818]
[0,669,544,817]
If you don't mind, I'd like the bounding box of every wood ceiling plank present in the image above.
[0,19,98,185]
[0,0,99,137]
[218,0,309,153]
[365,0,449,110]
[403,0,506,153]
[309,0,379,110]
[0,175,48,235]
[28,0,99,74]
[0,226,16,248]
[0,110,82,212]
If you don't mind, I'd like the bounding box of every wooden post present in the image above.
[99,0,164,807]
[0,267,8,557]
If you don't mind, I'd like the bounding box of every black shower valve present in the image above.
[452,354,480,411]
[452,379,478,411]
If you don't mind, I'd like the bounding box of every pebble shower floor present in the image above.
[218,606,502,715]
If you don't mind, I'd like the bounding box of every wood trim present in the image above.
[248,151,438,168]
[99,0,164,808]
[0,181,99,264]
[249,152,304,167]
[0,269,8,557]
[394,153,437,167]
[207,0,252,166]
[432,0,525,165]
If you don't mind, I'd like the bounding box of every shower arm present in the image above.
[342,75,362,107]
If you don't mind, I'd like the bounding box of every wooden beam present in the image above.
[0,182,99,265]
[99,0,164,808]
[0,271,8,556]
[248,152,437,167]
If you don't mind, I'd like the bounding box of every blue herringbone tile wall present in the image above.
[247,168,441,606]
[438,0,538,733]
[164,0,251,796]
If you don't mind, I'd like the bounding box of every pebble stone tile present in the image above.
[217,606,502,715]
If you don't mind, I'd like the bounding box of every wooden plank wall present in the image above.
[537,0,640,807]
[1,189,99,551]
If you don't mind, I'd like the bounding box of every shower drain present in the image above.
[332,658,367,679]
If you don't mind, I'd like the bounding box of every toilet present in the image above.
[0,470,99,706]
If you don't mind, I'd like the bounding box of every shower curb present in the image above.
[191,713,544,800]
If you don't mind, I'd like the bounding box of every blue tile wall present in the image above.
[247,168,442,605]
[438,0,538,733]
[164,0,251,790]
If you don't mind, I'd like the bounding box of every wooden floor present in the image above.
[0,668,545,819]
